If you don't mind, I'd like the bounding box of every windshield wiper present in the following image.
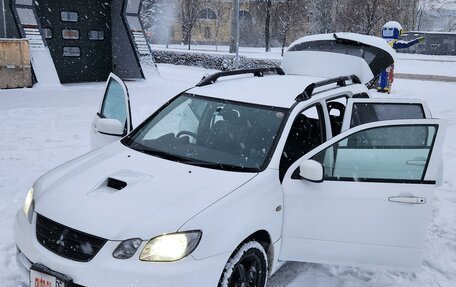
[180,159,258,172]
[131,146,184,162]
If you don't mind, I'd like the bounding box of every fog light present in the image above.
[113,238,142,259]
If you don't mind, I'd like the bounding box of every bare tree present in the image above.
[338,0,396,35]
[141,0,177,46]
[274,0,308,55]
[179,0,202,50]
[415,0,456,31]
[264,0,273,52]
[229,0,237,53]
[205,0,232,51]
[308,0,334,34]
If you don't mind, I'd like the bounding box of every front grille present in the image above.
[36,214,107,262]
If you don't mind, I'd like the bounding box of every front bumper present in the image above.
[14,211,229,287]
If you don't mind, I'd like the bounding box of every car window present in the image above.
[100,78,127,128]
[123,94,287,172]
[280,105,325,180]
[312,124,437,183]
[350,103,425,128]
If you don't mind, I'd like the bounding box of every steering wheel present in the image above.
[176,131,200,141]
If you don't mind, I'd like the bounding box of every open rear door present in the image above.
[91,73,132,150]
[341,98,432,132]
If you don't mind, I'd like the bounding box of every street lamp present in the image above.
[1,0,7,38]
[234,0,240,69]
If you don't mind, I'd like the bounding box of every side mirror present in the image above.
[96,118,124,136]
[299,160,324,183]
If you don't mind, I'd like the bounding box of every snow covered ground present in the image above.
[1,62,455,287]
[152,44,456,78]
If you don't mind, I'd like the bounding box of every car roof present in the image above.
[188,74,329,108]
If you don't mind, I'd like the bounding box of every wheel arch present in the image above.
[231,229,274,274]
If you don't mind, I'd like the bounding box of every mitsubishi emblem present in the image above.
[56,234,65,247]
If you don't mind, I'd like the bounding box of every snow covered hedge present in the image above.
[151,49,281,71]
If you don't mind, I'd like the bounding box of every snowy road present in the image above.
[1,64,455,287]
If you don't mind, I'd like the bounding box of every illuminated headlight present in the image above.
[113,238,142,259]
[22,187,35,223]
[139,231,202,262]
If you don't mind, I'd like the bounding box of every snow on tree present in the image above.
[179,0,202,50]
[308,0,334,34]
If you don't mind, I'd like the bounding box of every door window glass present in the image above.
[101,79,127,129]
[350,103,425,128]
[280,105,325,180]
[312,124,437,183]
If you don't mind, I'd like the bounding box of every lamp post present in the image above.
[234,0,240,69]
[1,0,7,38]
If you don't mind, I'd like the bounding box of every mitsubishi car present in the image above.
[15,33,446,287]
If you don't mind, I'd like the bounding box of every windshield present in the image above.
[122,94,287,172]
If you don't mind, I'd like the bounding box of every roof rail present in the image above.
[196,67,285,87]
[296,74,362,102]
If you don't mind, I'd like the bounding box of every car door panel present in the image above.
[280,119,446,271]
[91,73,132,149]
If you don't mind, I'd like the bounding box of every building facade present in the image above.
[2,0,156,84]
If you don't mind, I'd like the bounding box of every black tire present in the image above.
[219,241,268,287]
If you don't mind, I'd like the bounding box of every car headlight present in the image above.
[139,231,202,262]
[113,238,142,259]
[22,187,35,223]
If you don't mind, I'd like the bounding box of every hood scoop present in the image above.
[107,177,127,190]
[89,170,153,195]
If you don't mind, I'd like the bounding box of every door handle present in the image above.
[406,160,426,166]
[388,196,426,204]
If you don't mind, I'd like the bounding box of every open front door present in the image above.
[341,98,432,132]
[91,73,132,150]
[280,119,446,271]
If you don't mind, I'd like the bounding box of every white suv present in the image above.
[15,33,446,287]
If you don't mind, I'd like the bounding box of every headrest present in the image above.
[221,109,240,122]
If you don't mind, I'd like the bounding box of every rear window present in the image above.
[350,103,425,128]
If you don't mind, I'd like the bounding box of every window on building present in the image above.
[63,47,81,57]
[204,27,211,39]
[199,8,217,20]
[16,8,37,25]
[42,28,53,39]
[88,30,105,40]
[239,10,252,21]
[61,11,78,22]
[62,29,79,40]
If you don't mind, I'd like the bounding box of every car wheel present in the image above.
[219,241,268,287]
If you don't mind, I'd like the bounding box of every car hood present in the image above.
[34,142,256,240]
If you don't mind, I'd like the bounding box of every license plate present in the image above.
[30,264,71,287]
